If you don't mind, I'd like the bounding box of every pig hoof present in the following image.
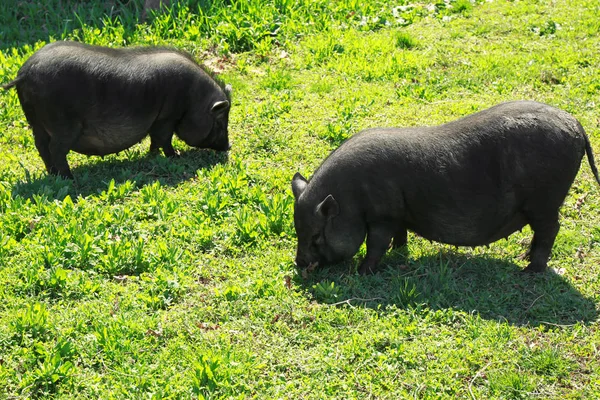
[391,242,408,250]
[54,171,74,180]
[522,262,546,274]
[358,264,378,275]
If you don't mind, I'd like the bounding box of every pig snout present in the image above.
[294,254,308,269]
[294,254,318,270]
[296,257,319,279]
[209,134,230,152]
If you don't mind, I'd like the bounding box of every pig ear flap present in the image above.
[291,172,308,200]
[211,100,230,116]
[316,195,339,220]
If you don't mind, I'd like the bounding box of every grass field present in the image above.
[1,0,600,398]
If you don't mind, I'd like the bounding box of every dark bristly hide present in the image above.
[292,101,600,275]
[2,41,232,179]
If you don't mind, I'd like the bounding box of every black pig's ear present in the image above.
[316,195,339,220]
[291,173,308,199]
[211,100,230,116]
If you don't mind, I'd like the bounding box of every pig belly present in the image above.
[408,211,528,247]
[72,125,148,156]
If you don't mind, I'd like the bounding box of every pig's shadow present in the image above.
[11,149,228,200]
[297,249,598,327]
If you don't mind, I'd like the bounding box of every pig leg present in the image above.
[48,136,75,179]
[22,105,58,175]
[34,112,80,179]
[32,126,57,175]
[149,122,177,157]
[358,223,394,275]
[522,215,559,273]
[392,227,408,249]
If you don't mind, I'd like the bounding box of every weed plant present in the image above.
[1,0,599,398]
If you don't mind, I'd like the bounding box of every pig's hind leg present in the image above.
[32,125,57,176]
[521,179,573,273]
[522,212,560,273]
[23,101,81,179]
[45,119,87,179]
[21,103,58,176]
[48,134,78,179]
[31,122,73,179]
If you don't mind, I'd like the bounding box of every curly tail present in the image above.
[1,77,20,90]
[584,134,600,186]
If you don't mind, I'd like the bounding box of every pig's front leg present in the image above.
[358,223,395,275]
[149,120,178,157]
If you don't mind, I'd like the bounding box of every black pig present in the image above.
[1,41,231,179]
[292,101,600,275]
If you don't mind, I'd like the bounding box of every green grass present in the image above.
[1,0,600,397]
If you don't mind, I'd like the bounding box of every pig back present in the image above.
[15,42,199,155]
[308,101,587,245]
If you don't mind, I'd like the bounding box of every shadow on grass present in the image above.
[11,148,228,200]
[0,1,221,51]
[0,1,140,51]
[299,248,598,327]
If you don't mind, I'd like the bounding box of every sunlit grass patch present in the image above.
[0,0,599,398]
